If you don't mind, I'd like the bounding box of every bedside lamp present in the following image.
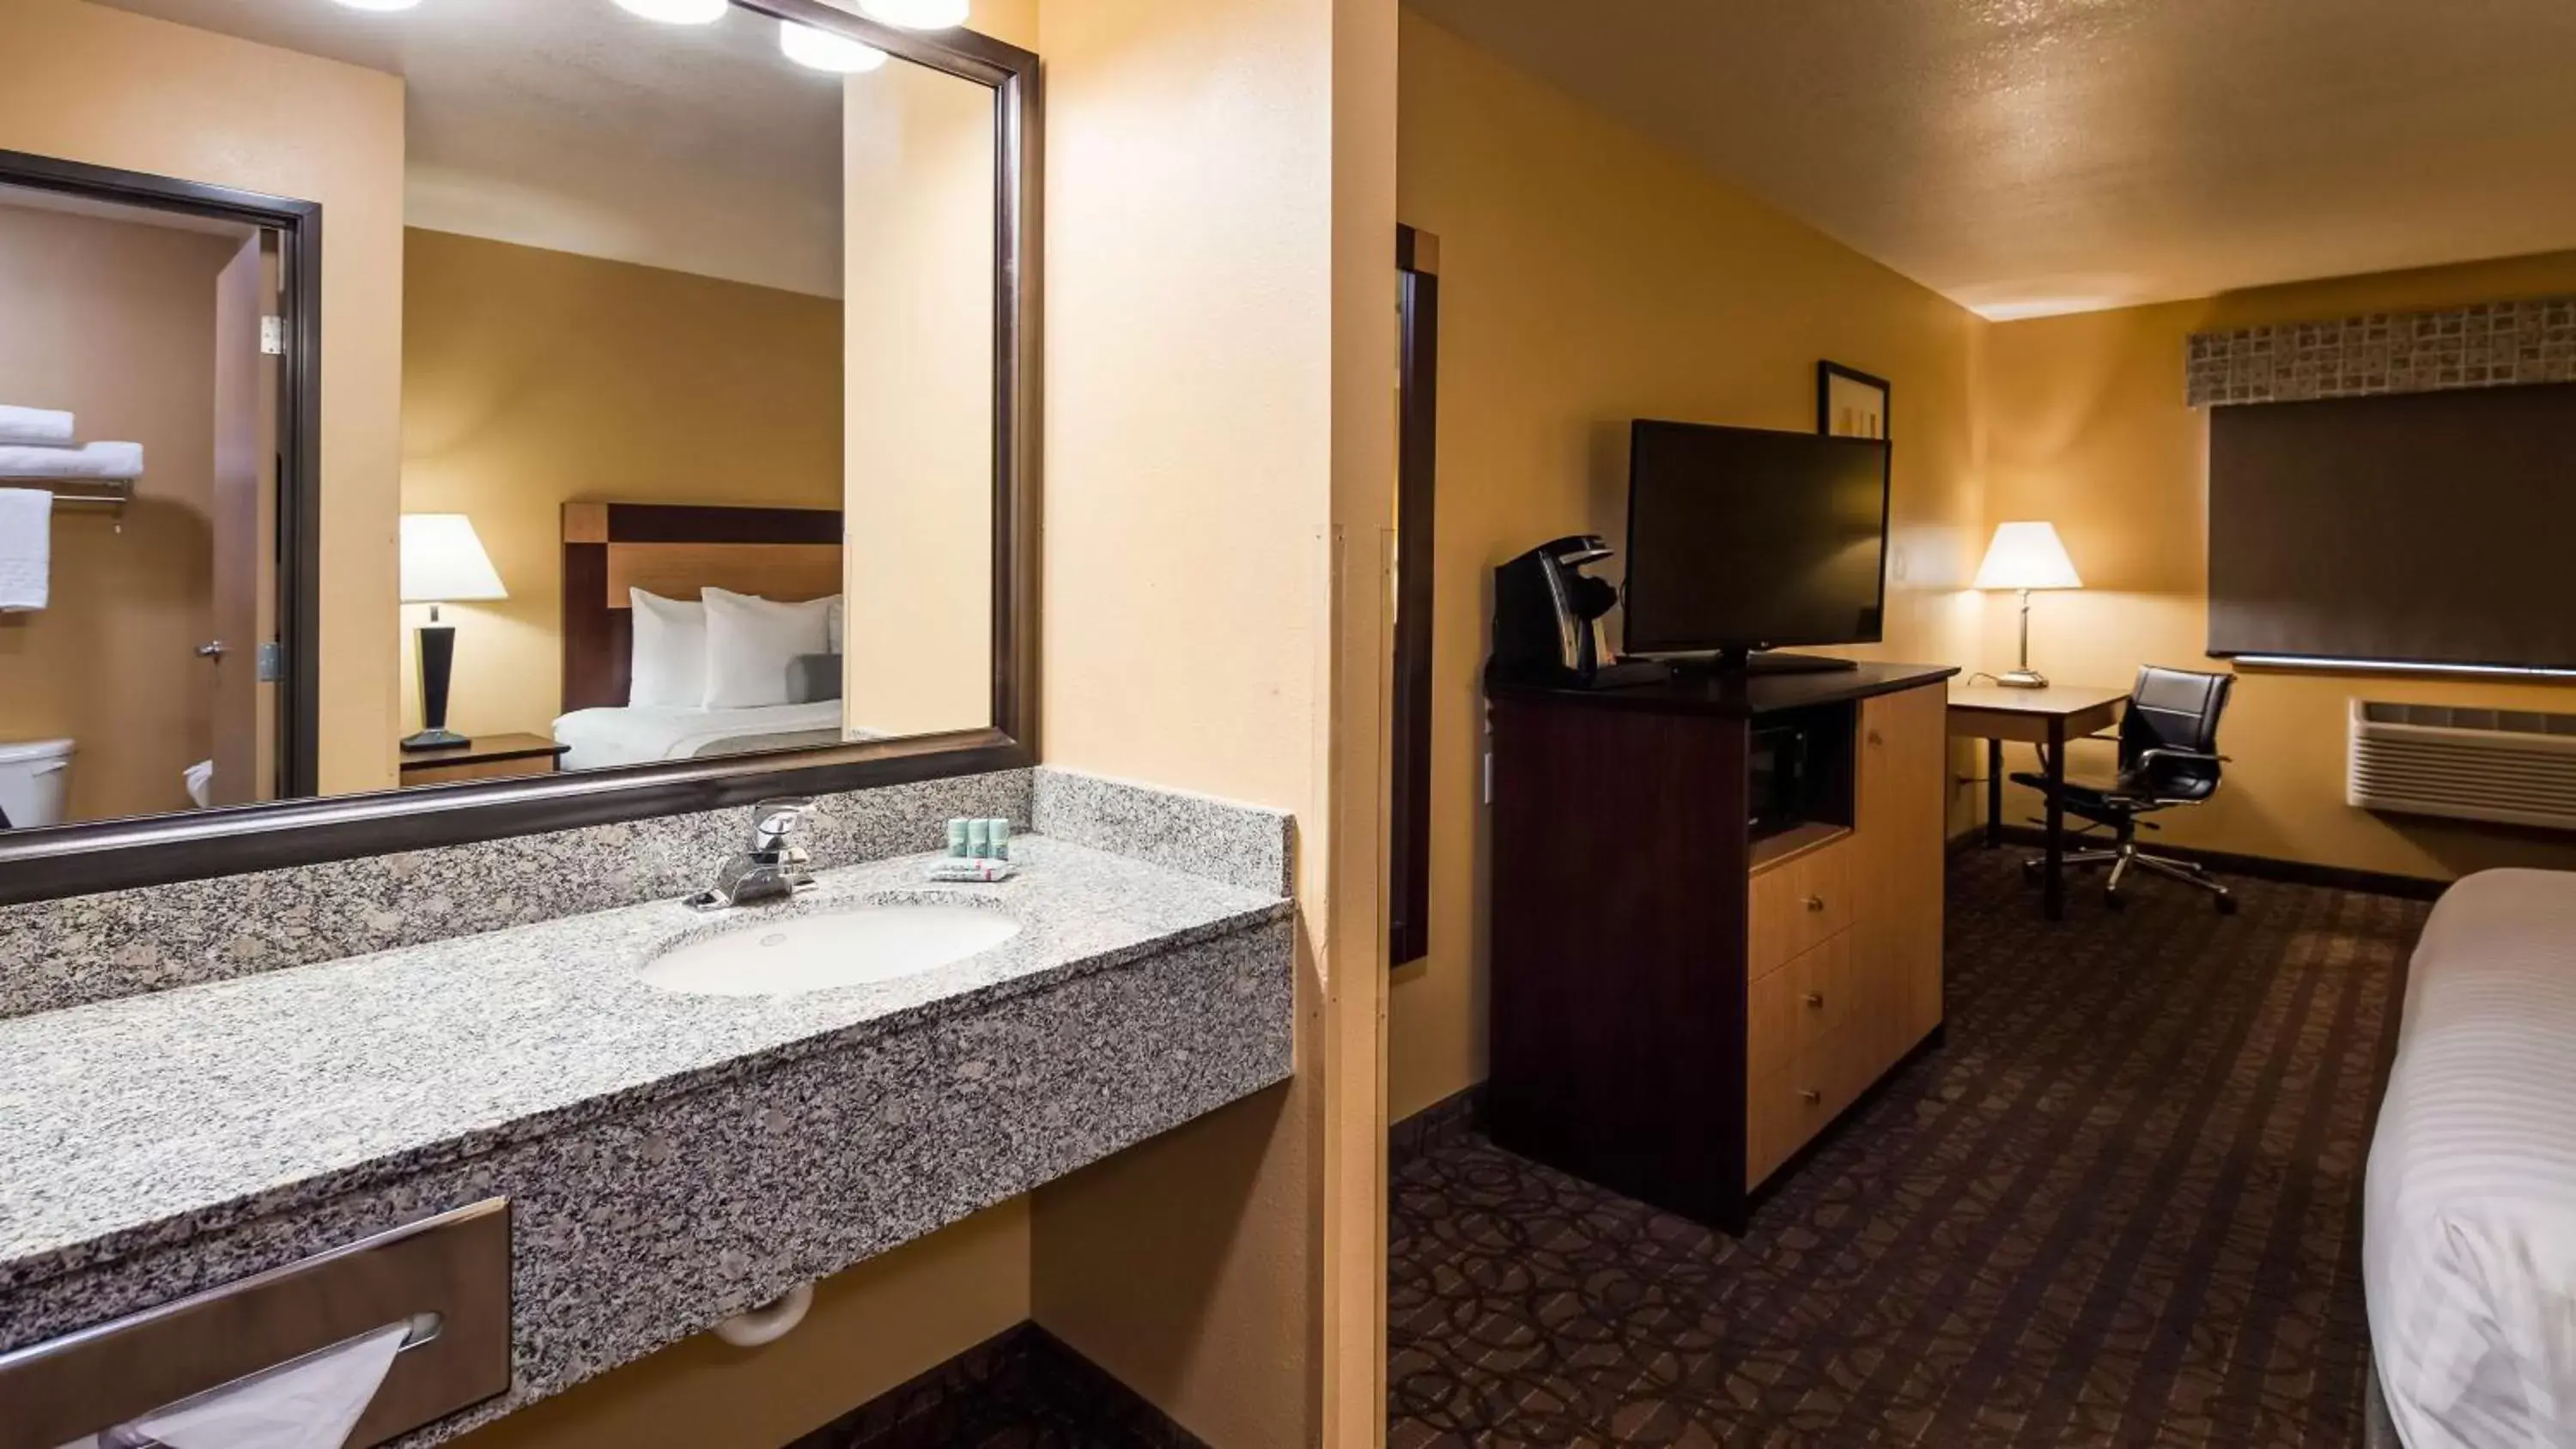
[400,513,508,750]
[1974,521,2082,689]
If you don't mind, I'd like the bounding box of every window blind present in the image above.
[2208,380,2576,670]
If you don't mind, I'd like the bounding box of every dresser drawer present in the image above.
[1747,930,1853,1084]
[1746,1023,1885,1187]
[1747,836,1854,979]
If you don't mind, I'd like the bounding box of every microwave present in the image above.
[1748,721,1816,838]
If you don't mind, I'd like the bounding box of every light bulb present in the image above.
[615,0,729,22]
[779,20,887,73]
[860,0,969,28]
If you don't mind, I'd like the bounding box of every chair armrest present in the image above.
[2136,746,2229,768]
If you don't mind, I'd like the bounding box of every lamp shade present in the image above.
[400,514,508,603]
[1973,521,2082,591]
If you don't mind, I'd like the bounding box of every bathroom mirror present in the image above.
[0,0,1036,900]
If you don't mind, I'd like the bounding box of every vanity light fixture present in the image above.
[615,0,729,21]
[779,20,888,72]
[859,0,969,28]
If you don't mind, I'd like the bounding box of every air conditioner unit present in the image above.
[2348,700,2576,831]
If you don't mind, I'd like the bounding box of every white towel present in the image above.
[0,441,142,481]
[0,406,74,447]
[0,488,51,612]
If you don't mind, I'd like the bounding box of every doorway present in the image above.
[0,149,320,824]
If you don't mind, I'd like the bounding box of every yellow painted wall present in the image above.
[1980,250,2576,882]
[397,228,843,739]
[841,61,996,738]
[450,1201,1030,1449]
[1384,12,1989,1123]
[0,203,238,824]
[0,0,408,797]
[1029,0,1396,1445]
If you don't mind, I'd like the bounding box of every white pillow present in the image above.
[629,589,707,707]
[827,595,845,655]
[703,588,834,708]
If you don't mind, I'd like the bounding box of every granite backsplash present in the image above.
[0,767,1295,1022]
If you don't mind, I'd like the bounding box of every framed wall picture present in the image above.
[1818,361,1890,440]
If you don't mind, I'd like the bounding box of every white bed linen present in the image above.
[2366,868,2576,1449]
[552,701,846,771]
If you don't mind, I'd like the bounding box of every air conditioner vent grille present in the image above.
[2349,700,2576,831]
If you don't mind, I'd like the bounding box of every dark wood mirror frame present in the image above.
[1390,226,1438,967]
[0,1,1040,906]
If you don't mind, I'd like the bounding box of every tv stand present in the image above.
[1680,649,1861,676]
[1483,662,1958,1231]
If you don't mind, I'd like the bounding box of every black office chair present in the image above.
[2013,665,2237,913]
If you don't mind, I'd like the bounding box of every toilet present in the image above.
[0,738,74,830]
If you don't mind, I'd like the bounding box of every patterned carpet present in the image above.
[788,1323,1206,1448]
[1388,849,2427,1447]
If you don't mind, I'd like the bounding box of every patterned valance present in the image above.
[2185,296,2576,407]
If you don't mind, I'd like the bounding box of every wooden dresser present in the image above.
[1485,662,1955,1232]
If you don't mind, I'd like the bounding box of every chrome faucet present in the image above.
[687,797,819,911]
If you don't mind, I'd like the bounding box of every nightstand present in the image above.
[398,732,571,786]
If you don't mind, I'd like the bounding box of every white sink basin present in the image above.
[641,904,1022,998]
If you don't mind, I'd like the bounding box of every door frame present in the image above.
[0,147,323,799]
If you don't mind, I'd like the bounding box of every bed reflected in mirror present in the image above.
[0,0,1005,828]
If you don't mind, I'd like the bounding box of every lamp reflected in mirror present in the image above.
[399,514,507,751]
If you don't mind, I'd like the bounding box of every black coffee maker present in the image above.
[1487,536,1668,689]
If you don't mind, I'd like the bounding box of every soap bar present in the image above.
[927,858,1016,882]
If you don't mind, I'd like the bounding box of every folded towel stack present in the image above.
[0,488,52,613]
[0,406,75,448]
[0,440,144,482]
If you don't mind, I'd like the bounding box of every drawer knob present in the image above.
[1867,731,1884,746]
[1798,1088,1823,1104]
[1804,894,1826,912]
[1803,991,1825,1009]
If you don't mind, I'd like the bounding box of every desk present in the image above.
[1948,684,2128,919]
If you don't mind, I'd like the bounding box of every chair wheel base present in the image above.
[2215,894,2239,917]
[2104,890,2127,911]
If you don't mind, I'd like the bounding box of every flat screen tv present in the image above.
[1622,419,1891,661]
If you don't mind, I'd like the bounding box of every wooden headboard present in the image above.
[561,501,844,712]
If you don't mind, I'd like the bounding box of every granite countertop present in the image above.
[0,836,1290,1291]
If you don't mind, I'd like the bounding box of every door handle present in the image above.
[197,640,228,661]
[1804,894,1826,912]
[1803,992,1825,1009]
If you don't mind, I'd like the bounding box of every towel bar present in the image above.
[0,479,133,496]
[0,1197,513,1449]
[0,478,134,530]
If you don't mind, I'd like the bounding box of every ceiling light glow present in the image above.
[615,0,729,22]
[779,20,888,73]
[860,0,969,28]
[331,0,424,10]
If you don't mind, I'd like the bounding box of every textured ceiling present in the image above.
[1407,0,2576,318]
[102,0,864,296]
